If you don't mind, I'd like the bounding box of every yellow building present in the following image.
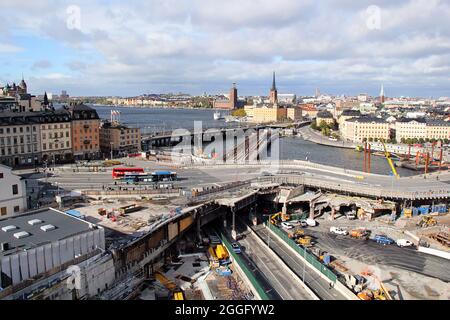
[341,117,390,142]
[252,106,287,124]
[286,107,302,121]
[316,110,335,126]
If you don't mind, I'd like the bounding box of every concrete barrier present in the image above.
[418,246,450,260]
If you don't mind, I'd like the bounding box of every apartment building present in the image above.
[39,110,73,164]
[252,106,287,123]
[286,106,302,121]
[395,119,427,142]
[341,117,390,142]
[0,112,41,167]
[316,110,335,126]
[0,164,27,217]
[395,119,450,142]
[100,121,141,157]
[338,109,361,127]
[426,120,450,140]
[67,104,100,160]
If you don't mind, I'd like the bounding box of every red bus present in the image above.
[112,167,144,179]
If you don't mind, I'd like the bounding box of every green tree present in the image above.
[231,109,247,117]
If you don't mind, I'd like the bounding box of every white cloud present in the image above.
[0,0,449,97]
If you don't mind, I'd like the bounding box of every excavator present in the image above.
[417,216,437,228]
[358,269,393,300]
[154,271,185,300]
[381,141,400,178]
[270,212,289,224]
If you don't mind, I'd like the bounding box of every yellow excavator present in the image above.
[154,271,185,300]
[381,141,400,178]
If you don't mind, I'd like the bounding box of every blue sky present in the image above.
[0,0,449,98]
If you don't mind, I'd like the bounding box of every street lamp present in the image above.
[110,142,114,160]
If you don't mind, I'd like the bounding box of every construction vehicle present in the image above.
[270,212,281,225]
[350,228,370,240]
[154,271,185,300]
[296,235,312,247]
[403,208,413,218]
[381,141,400,178]
[357,290,374,300]
[287,229,305,239]
[360,269,393,300]
[417,216,437,228]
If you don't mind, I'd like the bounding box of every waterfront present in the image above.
[93,105,417,176]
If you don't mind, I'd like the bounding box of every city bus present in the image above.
[123,171,177,184]
[151,171,177,182]
[112,167,144,179]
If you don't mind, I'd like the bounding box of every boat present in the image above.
[213,111,222,120]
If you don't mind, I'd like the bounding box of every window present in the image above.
[12,184,18,195]
[1,207,6,216]
[0,173,3,178]
[14,206,20,213]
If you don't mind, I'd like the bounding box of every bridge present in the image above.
[140,121,311,150]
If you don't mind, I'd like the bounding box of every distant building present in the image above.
[316,110,335,126]
[39,110,73,164]
[213,83,238,110]
[0,165,27,217]
[341,117,390,142]
[338,109,361,127]
[252,106,287,123]
[286,106,302,121]
[396,118,450,142]
[67,104,100,160]
[299,103,318,119]
[380,84,385,104]
[100,121,141,157]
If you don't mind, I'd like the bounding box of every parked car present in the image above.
[299,220,308,227]
[261,171,273,176]
[396,239,414,247]
[305,218,317,227]
[330,227,348,236]
[281,222,294,229]
[374,234,394,245]
[231,243,241,253]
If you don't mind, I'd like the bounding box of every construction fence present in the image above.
[266,222,338,283]
[216,231,271,300]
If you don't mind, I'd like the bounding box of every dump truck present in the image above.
[214,244,229,260]
[350,228,370,240]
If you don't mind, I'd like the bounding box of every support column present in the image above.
[331,207,336,221]
[196,214,202,242]
[231,208,237,240]
[309,201,315,220]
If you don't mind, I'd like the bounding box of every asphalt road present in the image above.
[225,225,313,300]
[251,225,347,300]
[304,229,450,282]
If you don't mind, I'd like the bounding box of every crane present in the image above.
[381,141,399,178]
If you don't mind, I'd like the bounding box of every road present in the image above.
[251,224,347,300]
[220,224,313,300]
[304,229,450,282]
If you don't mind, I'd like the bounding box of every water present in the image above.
[94,106,235,134]
[92,105,417,176]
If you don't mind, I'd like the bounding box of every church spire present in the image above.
[271,71,277,91]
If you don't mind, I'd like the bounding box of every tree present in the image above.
[311,122,318,130]
[368,137,373,142]
[231,109,246,117]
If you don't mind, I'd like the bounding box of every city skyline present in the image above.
[1,1,450,97]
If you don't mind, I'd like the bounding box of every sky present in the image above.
[0,0,449,98]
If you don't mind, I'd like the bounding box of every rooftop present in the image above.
[0,208,96,257]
